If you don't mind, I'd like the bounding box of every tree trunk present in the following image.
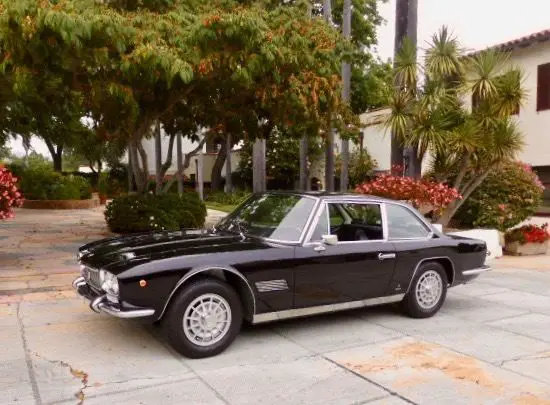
[340,0,352,191]
[299,134,309,191]
[196,152,204,200]
[393,0,418,173]
[176,132,183,195]
[325,125,335,192]
[45,140,63,172]
[211,139,227,191]
[127,145,134,193]
[225,133,233,193]
[155,121,162,194]
[437,169,491,226]
[253,138,266,193]
[52,151,63,172]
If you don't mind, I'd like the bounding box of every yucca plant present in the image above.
[385,26,527,226]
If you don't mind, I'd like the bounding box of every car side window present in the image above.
[386,203,431,239]
[329,202,384,242]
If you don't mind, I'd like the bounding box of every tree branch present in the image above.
[159,133,177,179]
[162,135,207,194]
[453,152,471,190]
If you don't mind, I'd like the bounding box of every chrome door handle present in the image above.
[314,244,326,252]
[378,252,396,260]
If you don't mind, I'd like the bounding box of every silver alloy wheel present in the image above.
[183,293,232,347]
[415,270,443,310]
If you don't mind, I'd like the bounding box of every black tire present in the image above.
[162,278,243,358]
[401,261,448,319]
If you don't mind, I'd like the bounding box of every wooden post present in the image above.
[154,121,162,194]
[252,138,266,193]
[176,132,183,195]
[299,134,308,191]
[225,133,232,193]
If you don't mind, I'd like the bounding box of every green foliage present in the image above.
[335,149,377,188]
[237,128,323,188]
[105,192,207,234]
[205,190,251,206]
[454,162,544,231]
[17,167,92,200]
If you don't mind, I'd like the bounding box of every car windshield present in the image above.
[216,194,316,242]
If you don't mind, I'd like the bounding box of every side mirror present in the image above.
[322,234,338,246]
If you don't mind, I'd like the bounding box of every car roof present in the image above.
[263,190,394,203]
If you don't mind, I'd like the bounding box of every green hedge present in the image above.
[18,167,92,200]
[105,192,207,234]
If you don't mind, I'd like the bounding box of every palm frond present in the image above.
[467,49,510,102]
[384,90,414,142]
[492,67,527,117]
[394,37,418,92]
[483,118,524,163]
[424,26,464,79]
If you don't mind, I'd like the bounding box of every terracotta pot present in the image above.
[99,194,107,205]
[505,240,549,256]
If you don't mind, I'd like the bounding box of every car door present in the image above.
[293,200,397,308]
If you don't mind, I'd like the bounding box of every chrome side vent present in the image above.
[255,279,288,293]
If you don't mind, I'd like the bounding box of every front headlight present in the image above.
[99,270,119,296]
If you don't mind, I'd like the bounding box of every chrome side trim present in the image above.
[251,294,405,324]
[404,256,456,294]
[462,265,491,276]
[157,265,257,321]
[256,279,289,292]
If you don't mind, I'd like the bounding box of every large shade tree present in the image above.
[386,27,526,226]
[0,0,354,193]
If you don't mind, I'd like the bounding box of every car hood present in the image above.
[78,229,267,275]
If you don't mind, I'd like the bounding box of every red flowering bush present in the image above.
[505,223,550,245]
[355,165,461,214]
[0,167,24,219]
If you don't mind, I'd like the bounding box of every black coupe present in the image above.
[73,192,490,358]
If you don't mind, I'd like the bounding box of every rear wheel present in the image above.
[402,262,447,318]
[162,278,243,358]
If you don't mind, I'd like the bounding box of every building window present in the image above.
[537,63,550,112]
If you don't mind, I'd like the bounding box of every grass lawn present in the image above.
[205,202,237,213]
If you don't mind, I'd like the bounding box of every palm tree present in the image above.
[392,0,418,174]
[386,27,526,226]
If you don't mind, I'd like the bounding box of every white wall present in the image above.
[508,41,550,167]
[358,108,392,171]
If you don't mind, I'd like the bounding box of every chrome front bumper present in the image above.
[72,276,155,319]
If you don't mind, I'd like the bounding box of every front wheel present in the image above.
[162,278,243,358]
[402,262,448,318]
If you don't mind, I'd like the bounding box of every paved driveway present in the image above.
[2,267,550,405]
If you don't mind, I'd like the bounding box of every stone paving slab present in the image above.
[326,337,550,405]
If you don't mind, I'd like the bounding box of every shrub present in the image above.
[454,162,544,231]
[17,166,92,200]
[105,192,207,234]
[355,165,461,215]
[505,223,550,245]
[0,167,24,219]
[335,150,378,188]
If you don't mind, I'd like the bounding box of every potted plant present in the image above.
[98,172,109,205]
[504,223,550,255]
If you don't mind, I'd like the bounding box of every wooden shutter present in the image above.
[537,63,550,111]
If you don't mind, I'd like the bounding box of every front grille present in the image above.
[82,266,101,289]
